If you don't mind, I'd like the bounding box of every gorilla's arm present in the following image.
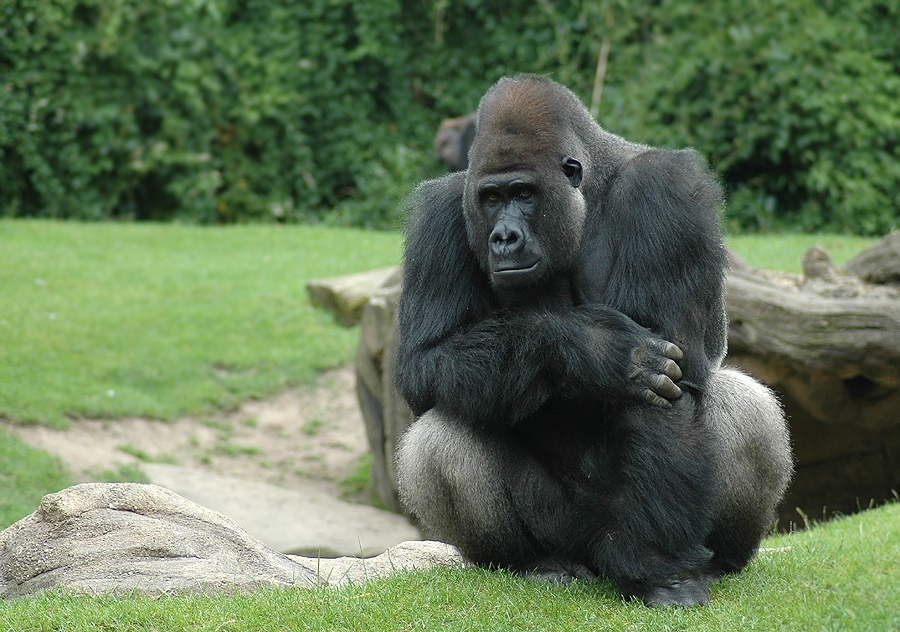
[571,148,728,394]
[397,174,684,427]
[397,174,553,424]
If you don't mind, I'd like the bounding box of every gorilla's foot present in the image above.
[522,558,597,585]
[628,574,712,607]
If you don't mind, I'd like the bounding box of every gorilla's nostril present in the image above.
[490,222,524,252]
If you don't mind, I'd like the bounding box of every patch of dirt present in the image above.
[9,364,369,500]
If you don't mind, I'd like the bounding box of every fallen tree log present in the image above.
[724,236,900,524]
[843,229,900,284]
[726,270,900,430]
[310,232,900,527]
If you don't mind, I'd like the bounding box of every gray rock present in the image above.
[0,483,318,598]
[305,540,467,587]
[0,483,465,599]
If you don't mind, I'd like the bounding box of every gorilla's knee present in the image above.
[395,413,515,543]
[704,368,793,495]
[395,412,565,566]
[395,412,454,525]
[703,368,793,571]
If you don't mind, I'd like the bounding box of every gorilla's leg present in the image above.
[703,367,793,574]
[395,411,594,583]
[584,370,791,606]
[577,395,720,606]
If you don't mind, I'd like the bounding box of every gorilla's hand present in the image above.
[551,308,684,407]
[627,338,683,407]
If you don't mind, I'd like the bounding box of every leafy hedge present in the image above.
[605,0,900,235]
[0,0,429,225]
[1,0,898,233]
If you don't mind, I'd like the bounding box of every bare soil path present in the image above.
[8,364,420,556]
[13,364,365,496]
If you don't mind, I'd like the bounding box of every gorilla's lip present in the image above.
[494,262,539,273]
[491,260,542,281]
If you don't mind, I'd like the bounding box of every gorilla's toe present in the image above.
[630,575,712,607]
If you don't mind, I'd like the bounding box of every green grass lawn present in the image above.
[1,500,897,631]
[0,220,875,429]
[0,425,75,529]
[726,233,875,274]
[0,221,891,628]
[0,220,402,427]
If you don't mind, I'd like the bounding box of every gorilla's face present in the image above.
[476,171,545,288]
[466,157,585,292]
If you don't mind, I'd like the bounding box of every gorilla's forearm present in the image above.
[396,311,556,426]
[397,304,682,426]
[546,304,684,407]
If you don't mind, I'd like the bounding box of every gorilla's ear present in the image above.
[561,157,583,188]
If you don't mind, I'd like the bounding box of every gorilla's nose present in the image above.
[489,221,526,256]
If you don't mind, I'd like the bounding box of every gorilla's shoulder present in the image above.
[611,148,723,219]
[403,171,474,269]
[410,172,466,214]
[620,147,713,183]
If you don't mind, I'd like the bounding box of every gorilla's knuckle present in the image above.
[630,345,646,363]
[645,389,671,408]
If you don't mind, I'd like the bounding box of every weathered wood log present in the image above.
[723,249,900,524]
[843,229,900,285]
[726,270,900,430]
[306,266,400,327]
[354,283,411,515]
[307,234,900,526]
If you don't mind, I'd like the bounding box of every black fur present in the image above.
[395,75,792,607]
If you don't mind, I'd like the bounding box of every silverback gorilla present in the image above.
[394,75,792,607]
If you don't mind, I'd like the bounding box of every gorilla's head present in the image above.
[463,76,589,292]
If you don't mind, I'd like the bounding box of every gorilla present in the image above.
[394,75,792,607]
[433,113,477,171]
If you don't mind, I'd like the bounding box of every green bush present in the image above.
[2,0,898,233]
[604,0,900,235]
[0,0,437,227]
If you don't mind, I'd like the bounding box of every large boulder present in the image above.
[0,483,465,599]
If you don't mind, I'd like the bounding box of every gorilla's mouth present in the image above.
[491,260,543,284]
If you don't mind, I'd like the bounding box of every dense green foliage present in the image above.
[609,0,900,235]
[1,0,899,232]
[0,0,432,226]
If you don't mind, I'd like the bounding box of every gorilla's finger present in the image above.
[663,358,683,382]
[654,375,683,401]
[644,389,672,408]
[664,342,684,361]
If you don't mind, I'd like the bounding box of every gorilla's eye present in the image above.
[485,191,500,203]
[518,187,533,199]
